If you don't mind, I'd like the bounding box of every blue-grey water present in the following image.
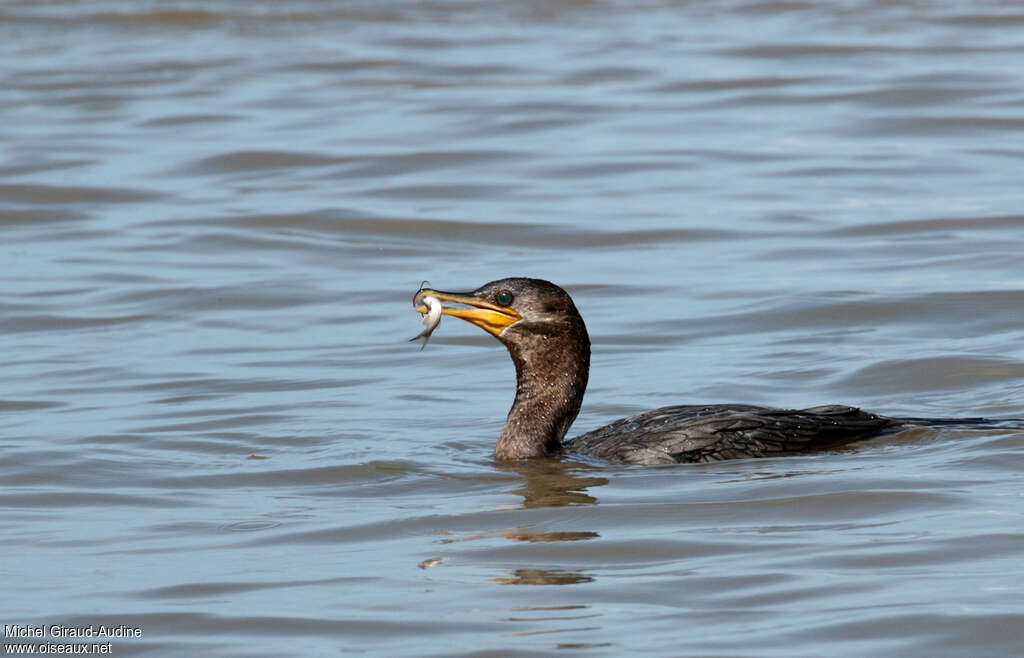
[2,1,1023,656]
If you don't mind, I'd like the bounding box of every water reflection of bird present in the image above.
[500,460,607,508]
[412,278,992,465]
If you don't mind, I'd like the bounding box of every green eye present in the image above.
[496,291,513,306]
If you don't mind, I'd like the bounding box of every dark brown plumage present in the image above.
[563,404,895,464]
[411,277,993,464]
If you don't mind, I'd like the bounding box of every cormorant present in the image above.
[412,277,994,464]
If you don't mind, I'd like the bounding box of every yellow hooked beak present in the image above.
[414,288,521,337]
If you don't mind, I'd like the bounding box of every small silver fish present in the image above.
[409,294,442,350]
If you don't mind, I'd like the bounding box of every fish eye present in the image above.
[496,291,513,306]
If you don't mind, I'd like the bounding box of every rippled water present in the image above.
[2,1,1024,656]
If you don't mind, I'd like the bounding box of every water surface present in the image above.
[2,1,1023,656]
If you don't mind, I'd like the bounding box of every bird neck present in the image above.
[496,326,590,460]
